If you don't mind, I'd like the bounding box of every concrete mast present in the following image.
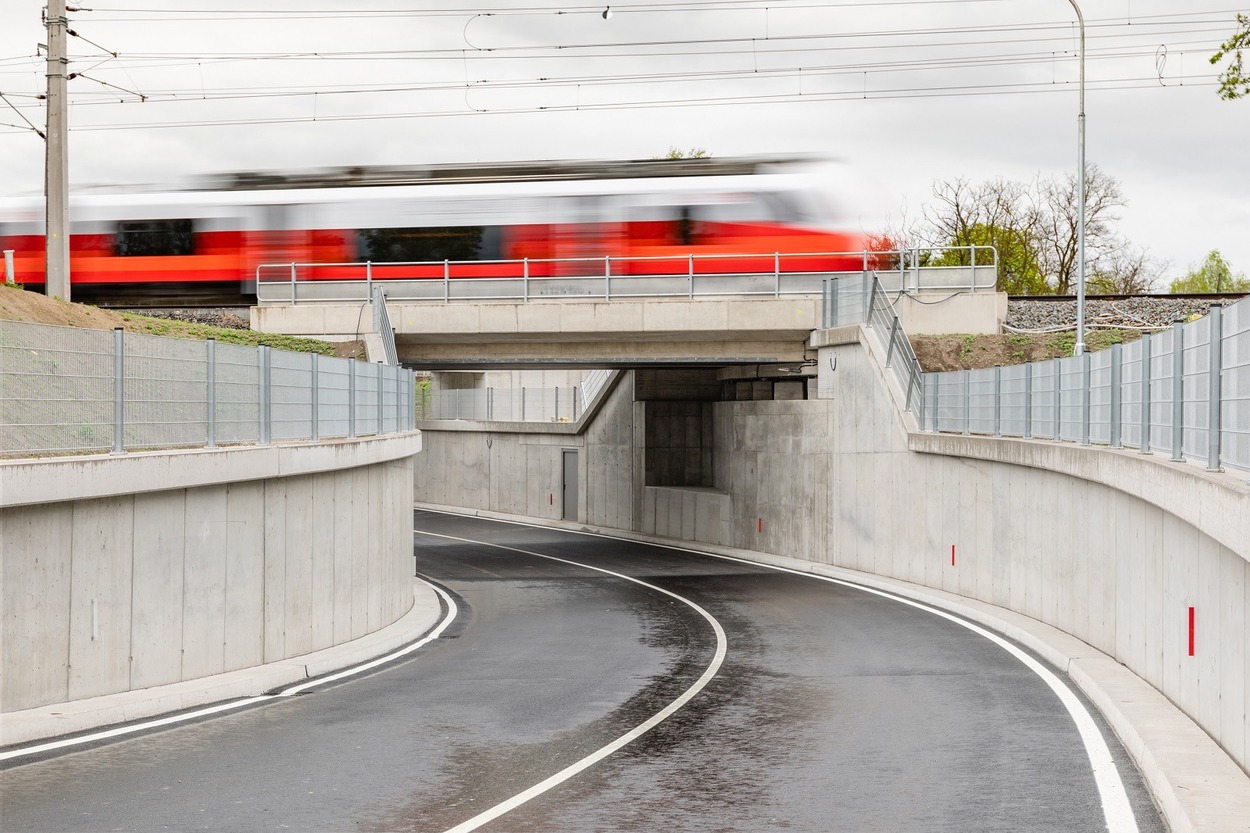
[44,0,71,301]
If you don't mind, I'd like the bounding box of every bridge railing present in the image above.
[416,384,582,423]
[820,276,1249,477]
[0,320,417,458]
[414,370,615,424]
[256,247,997,305]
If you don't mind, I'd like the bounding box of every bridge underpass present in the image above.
[5,272,1247,832]
[0,512,1164,832]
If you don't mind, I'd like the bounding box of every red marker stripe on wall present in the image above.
[951,544,956,566]
[1188,607,1195,657]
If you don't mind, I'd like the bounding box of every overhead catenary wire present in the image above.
[0,4,1233,132]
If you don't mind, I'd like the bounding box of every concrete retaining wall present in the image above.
[413,344,1247,780]
[1,435,419,713]
[647,341,1249,777]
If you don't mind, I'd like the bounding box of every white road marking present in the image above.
[0,577,456,764]
[419,510,1140,833]
[416,530,728,833]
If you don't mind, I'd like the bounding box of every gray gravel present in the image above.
[119,308,251,330]
[1005,296,1244,333]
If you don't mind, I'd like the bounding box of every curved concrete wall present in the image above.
[412,348,1248,780]
[1,435,419,712]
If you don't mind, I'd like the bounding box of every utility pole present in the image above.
[45,0,71,301]
[1066,0,1086,355]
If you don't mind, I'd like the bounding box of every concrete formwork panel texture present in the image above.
[67,497,134,701]
[411,345,1248,790]
[626,342,1248,780]
[1,439,417,713]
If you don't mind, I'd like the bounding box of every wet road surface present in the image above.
[0,510,1164,832]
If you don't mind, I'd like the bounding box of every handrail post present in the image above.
[885,316,900,368]
[1053,356,1062,440]
[1080,350,1091,446]
[969,244,976,293]
[112,327,125,455]
[1207,304,1223,471]
[865,277,877,325]
[377,362,384,435]
[774,251,780,296]
[993,365,1002,437]
[348,360,357,439]
[689,253,694,299]
[1110,343,1122,448]
[444,259,450,302]
[1139,331,1152,453]
[605,256,611,299]
[206,338,217,449]
[962,369,971,435]
[290,262,296,305]
[1171,321,1184,461]
[259,344,272,446]
[1023,361,1033,439]
[929,373,939,432]
[310,351,320,442]
[523,257,529,302]
[366,260,372,299]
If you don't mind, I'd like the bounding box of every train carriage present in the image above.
[0,157,867,303]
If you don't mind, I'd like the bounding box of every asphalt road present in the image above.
[0,510,1164,832]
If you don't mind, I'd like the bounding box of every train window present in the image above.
[113,219,196,257]
[356,226,504,262]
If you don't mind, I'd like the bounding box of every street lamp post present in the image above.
[1066,0,1086,355]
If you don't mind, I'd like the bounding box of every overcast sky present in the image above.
[1,0,1247,283]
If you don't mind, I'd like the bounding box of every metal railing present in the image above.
[416,384,583,423]
[821,277,1249,476]
[414,370,616,424]
[0,320,417,457]
[256,246,998,306]
[372,286,398,366]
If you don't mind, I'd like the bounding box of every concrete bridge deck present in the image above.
[251,291,1004,368]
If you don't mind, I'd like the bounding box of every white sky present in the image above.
[1,0,1247,283]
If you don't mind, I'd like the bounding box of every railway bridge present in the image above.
[3,265,1249,833]
[248,257,1004,368]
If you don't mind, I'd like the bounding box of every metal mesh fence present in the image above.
[0,322,115,455]
[214,341,260,445]
[915,297,1250,476]
[1222,301,1250,471]
[0,321,415,457]
[415,385,586,423]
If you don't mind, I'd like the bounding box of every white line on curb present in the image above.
[0,577,457,764]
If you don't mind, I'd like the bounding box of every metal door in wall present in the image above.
[562,449,578,521]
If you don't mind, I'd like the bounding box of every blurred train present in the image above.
[0,157,866,304]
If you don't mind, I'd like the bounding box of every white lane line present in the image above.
[419,510,1139,833]
[0,577,456,764]
[417,530,728,833]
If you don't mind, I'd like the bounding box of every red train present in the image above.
[0,157,867,302]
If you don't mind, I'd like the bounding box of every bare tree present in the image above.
[918,177,1046,294]
[1036,163,1124,295]
[1088,244,1167,295]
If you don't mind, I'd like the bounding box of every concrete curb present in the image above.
[414,501,1250,833]
[0,580,443,749]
